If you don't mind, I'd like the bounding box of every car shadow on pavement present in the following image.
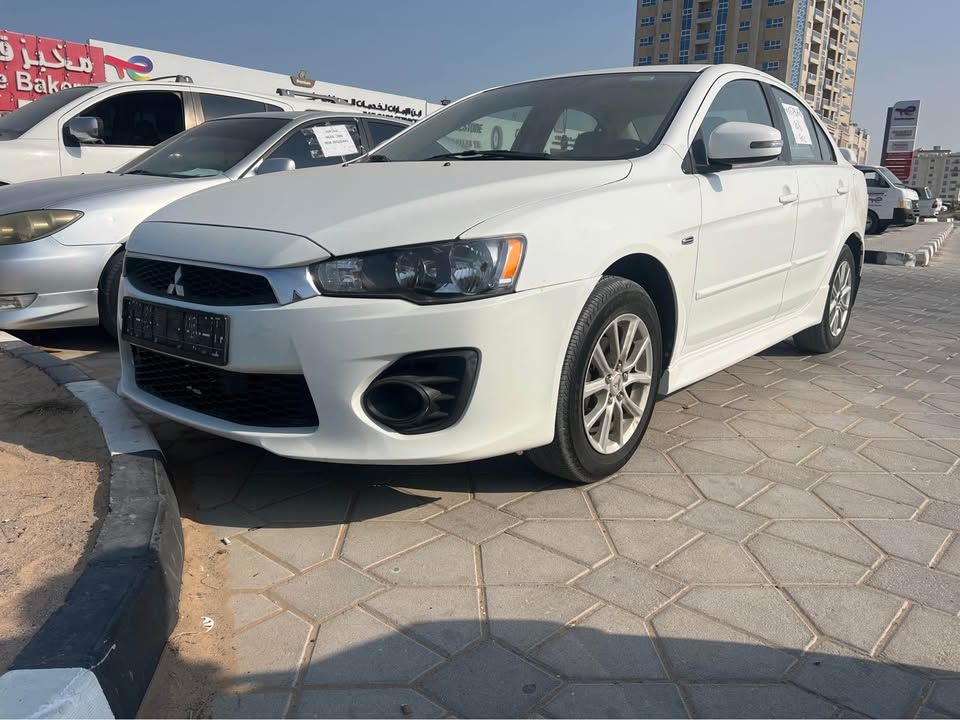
[138,615,957,718]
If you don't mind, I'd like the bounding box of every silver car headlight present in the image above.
[309,235,525,303]
[0,210,83,245]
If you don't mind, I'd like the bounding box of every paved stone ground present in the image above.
[21,229,960,718]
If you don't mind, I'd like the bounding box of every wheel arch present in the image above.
[844,232,864,277]
[602,253,679,368]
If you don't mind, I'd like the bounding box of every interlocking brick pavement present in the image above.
[28,229,960,718]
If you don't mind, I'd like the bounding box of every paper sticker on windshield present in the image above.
[781,103,813,146]
[311,125,358,157]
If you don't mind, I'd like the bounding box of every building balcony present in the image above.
[694,53,709,61]
[698,10,713,19]
[696,31,711,40]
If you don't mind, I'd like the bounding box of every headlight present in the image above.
[0,210,83,245]
[310,236,525,303]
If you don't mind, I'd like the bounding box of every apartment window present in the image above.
[761,60,780,71]
[661,11,672,21]
[660,32,670,41]
[737,42,749,53]
[642,0,657,5]
[766,17,784,27]
[639,36,654,46]
[768,0,785,4]
[638,55,653,65]
[641,16,656,26]
[739,20,751,30]
[659,52,670,63]
[741,0,753,7]
[764,39,782,49]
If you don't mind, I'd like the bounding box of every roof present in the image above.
[210,109,409,122]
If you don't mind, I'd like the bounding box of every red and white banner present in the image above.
[0,31,105,112]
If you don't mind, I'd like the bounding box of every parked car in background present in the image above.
[910,186,943,219]
[0,79,325,185]
[118,64,866,482]
[857,164,919,234]
[0,110,408,334]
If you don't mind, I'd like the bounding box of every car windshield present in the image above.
[368,72,696,162]
[117,116,287,178]
[0,85,97,138]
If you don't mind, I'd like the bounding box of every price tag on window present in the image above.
[781,103,812,146]
[311,125,358,157]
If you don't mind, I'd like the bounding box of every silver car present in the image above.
[0,109,408,335]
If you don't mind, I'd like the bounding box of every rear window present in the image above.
[198,93,282,120]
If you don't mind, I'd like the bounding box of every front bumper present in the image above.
[0,236,116,330]
[893,206,917,225]
[118,277,595,464]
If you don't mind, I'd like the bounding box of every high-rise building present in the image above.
[908,147,960,205]
[634,0,869,162]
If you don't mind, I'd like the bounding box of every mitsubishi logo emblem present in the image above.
[167,266,185,297]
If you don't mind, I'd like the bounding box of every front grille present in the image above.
[125,257,276,306]
[132,346,318,428]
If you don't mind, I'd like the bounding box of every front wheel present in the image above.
[865,210,880,235]
[98,250,125,339]
[528,276,662,483]
[793,245,856,354]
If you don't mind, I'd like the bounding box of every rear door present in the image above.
[59,89,186,175]
[768,86,849,317]
[684,77,799,352]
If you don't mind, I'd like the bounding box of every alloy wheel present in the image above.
[582,313,654,454]
[829,259,853,336]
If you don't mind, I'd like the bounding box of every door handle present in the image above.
[837,183,849,195]
[779,192,798,205]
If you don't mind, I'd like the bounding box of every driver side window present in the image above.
[692,79,774,168]
[862,170,886,188]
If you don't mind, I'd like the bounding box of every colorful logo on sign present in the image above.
[103,54,153,81]
[894,104,918,118]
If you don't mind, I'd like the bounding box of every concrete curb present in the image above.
[0,332,183,719]
[864,249,916,267]
[914,224,954,267]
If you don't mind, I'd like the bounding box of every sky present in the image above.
[2,0,955,163]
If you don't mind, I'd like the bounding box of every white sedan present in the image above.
[119,65,867,482]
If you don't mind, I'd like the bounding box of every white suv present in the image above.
[0,79,310,184]
[118,65,867,482]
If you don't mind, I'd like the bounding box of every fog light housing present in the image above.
[362,348,480,434]
[0,293,37,310]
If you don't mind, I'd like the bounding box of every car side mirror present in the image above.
[707,121,783,167]
[256,157,296,175]
[67,116,102,144]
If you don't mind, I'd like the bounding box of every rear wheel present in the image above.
[98,250,124,339]
[528,276,662,483]
[865,210,879,235]
[793,245,856,354]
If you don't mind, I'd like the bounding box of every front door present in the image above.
[59,89,186,176]
[684,78,799,353]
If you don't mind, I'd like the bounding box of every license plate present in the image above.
[121,298,228,365]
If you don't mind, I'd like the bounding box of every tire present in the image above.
[865,210,879,235]
[793,245,856,354]
[98,249,125,339]
[528,276,662,483]
[877,220,889,234]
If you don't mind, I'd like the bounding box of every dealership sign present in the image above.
[881,99,922,182]
[0,30,106,111]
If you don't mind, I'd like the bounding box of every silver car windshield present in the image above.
[367,72,696,162]
[117,117,287,178]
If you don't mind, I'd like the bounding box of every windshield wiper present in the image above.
[423,149,552,161]
[123,169,164,177]
[365,154,391,162]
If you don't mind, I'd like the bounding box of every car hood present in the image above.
[144,160,632,256]
[0,173,206,213]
